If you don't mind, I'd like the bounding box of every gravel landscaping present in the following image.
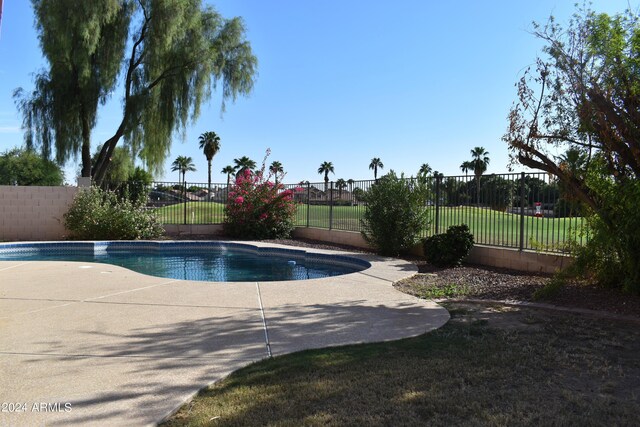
[397,261,640,319]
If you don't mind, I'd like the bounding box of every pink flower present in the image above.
[295,186,304,193]
[235,196,244,204]
[260,213,268,220]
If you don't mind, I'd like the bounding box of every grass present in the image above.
[154,202,226,224]
[154,203,584,251]
[405,281,470,299]
[162,302,640,426]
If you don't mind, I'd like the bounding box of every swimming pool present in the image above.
[0,241,370,282]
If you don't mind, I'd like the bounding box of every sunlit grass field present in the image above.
[154,202,226,225]
[154,202,584,250]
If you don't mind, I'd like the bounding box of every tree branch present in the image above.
[92,8,150,184]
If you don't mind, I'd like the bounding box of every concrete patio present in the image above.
[0,243,449,426]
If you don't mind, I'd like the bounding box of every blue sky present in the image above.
[0,0,636,185]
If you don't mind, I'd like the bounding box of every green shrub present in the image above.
[188,185,204,193]
[122,167,153,205]
[553,197,582,218]
[567,161,640,293]
[64,187,164,240]
[360,171,430,256]
[423,225,474,267]
[533,275,566,300]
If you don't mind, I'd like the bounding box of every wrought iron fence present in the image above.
[113,172,586,253]
[141,181,228,225]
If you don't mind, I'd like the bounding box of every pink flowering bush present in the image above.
[224,155,301,239]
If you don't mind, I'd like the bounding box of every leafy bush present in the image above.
[480,175,515,211]
[360,171,430,256]
[224,156,301,239]
[188,185,204,193]
[533,275,566,300]
[572,182,640,292]
[553,197,582,218]
[64,187,164,240]
[0,148,64,185]
[423,225,474,267]
[111,167,154,206]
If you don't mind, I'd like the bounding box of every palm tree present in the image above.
[198,131,221,201]
[460,161,473,176]
[171,155,196,199]
[468,147,490,206]
[335,178,347,200]
[269,161,284,185]
[558,147,587,177]
[419,163,432,177]
[317,161,334,192]
[369,157,384,180]
[233,156,256,178]
[221,165,236,188]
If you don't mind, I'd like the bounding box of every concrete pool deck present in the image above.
[0,241,449,426]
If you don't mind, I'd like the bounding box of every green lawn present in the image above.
[154,203,584,251]
[154,202,226,224]
[427,206,585,251]
[294,204,366,231]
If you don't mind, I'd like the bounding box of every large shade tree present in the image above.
[503,6,640,291]
[92,145,134,186]
[16,0,257,185]
[14,0,130,176]
[0,148,64,186]
[198,131,221,200]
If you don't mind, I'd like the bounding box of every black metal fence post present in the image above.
[183,180,187,225]
[435,174,441,234]
[519,172,525,251]
[306,182,311,228]
[329,181,334,230]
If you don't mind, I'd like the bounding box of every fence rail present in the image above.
[116,172,586,254]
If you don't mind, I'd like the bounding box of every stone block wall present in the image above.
[292,227,370,249]
[0,186,78,241]
[293,227,572,274]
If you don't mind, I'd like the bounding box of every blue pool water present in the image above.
[0,242,369,282]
